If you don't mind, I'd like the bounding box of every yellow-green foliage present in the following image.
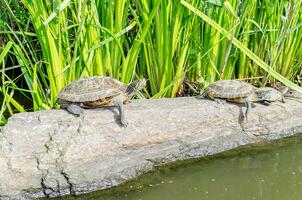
[0,0,302,125]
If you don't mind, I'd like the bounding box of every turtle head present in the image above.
[126,79,146,96]
[245,88,271,103]
[254,89,274,101]
[251,87,287,102]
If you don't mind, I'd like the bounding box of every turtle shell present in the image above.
[57,76,127,102]
[205,80,255,99]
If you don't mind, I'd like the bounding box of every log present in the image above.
[1,97,302,199]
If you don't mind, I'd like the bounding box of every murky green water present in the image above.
[57,136,302,200]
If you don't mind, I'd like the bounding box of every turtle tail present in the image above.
[196,91,208,99]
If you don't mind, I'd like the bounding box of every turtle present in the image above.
[254,86,288,103]
[57,76,146,126]
[198,80,270,121]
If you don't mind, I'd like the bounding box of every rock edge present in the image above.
[1,97,302,199]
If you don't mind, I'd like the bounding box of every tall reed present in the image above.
[0,0,302,125]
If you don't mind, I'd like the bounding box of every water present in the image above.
[57,136,302,200]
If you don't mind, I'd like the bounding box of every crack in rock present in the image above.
[60,170,75,196]
[32,119,80,198]
[39,117,86,198]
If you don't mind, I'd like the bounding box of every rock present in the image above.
[0,97,302,199]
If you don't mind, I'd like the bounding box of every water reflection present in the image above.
[56,136,302,200]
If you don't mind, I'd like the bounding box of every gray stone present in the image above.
[0,97,302,199]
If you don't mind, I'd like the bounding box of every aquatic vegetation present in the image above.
[0,0,302,124]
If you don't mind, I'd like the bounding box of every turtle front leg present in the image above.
[244,96,252,122]
[113,95,128,127]
[67,103,84,116]
[280,87,288,103]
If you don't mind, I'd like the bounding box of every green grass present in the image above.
[0,0,302,125]
[181,0,302,92]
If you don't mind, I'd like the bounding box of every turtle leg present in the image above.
[124,97,131,104]
[244,96,252,122]
[281,96,286,103]
[113,95,128,127]
[280,87,288,103]
[66,103,84,116]
[124,100,131,104]
[196,92,208,99]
